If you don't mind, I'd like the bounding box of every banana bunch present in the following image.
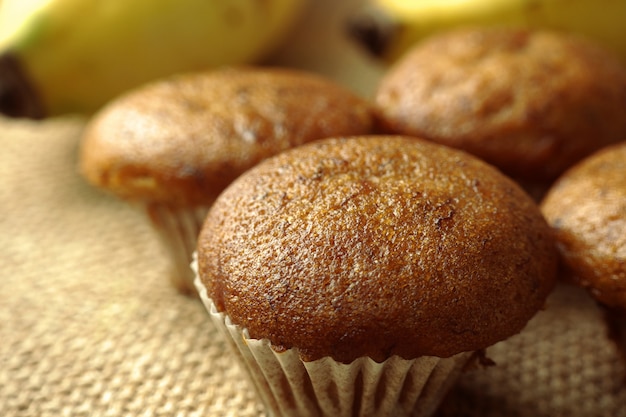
[0,0,307,118]
[348,0,626,64]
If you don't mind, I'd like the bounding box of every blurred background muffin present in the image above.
[541,141,626,366]
[373,26,626,200]
[79,66,375,296]
[195,135,558,417]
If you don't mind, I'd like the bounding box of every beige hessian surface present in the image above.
[1,2,625,414]
[1,113,626,417]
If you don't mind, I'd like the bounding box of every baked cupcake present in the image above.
[541,142,626,363]
[79,67,375,296]
[374,27,626,199]
[194,135,558,417]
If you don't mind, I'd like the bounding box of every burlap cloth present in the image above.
[1,1,626,415]
[1,112,624,417]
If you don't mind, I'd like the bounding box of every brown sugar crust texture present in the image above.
[197,135,558,363]
[79,67,374,206]
[374,27,626,183]
[541,142,626,309]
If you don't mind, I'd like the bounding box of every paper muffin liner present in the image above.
[143,204,210,296]
[192,259,474,417]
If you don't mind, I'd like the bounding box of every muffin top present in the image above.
[541,142,626,310]
[197,135,558,363]
[79,67,374,206]
[374,27,626,183]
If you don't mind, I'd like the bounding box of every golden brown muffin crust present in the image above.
[79,67,374,205]
[541,142,626,309]
[197,135,557,363]
[375,27,626,183]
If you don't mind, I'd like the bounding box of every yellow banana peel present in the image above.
[0,0,307,117]
[349,0,626,65]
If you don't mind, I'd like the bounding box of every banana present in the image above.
[348,0,626,65]
[0,0,307,118]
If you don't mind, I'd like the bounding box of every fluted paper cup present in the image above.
[193,258,474,417]
[144,204,209,295]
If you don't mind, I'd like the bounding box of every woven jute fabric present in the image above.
[1,113,625,417]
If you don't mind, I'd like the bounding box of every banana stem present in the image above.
[0,52,45,119]
[345,4,398,59]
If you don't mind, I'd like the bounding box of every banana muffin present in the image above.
[541,142,626,363]
[374,27,626,196]
[79,67,375,295]
[195,135,558,417]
